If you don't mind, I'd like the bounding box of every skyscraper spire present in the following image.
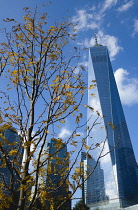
[94,29,98,45]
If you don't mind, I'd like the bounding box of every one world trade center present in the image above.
[85,39,138,209]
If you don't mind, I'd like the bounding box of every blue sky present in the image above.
[0,0,138,204]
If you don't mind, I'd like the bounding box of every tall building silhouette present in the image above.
[0,128,21,209]
[86,43,138,209]
[42,139,71,210]
[81,152,108,205]
[0,129,21,189]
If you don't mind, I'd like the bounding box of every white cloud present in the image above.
[73,67,79,74]
[101,0,118,13]
[105,180,118,199]
[117,0,134,12]
[114,68,138,105]
[97,32,122,59]
[84,31,122,60]
[72,0,118,32]
[89,6,96,11]
[90,98,102,116]
[58,127,71,139]
[72,9,99,31]
[133,19,138,35]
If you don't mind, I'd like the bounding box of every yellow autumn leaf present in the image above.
[75,167,80,173]
[19,57,25,62]
[88,84,96,89]
[45,130,49,134]
[59,119,66,124]
[29,61,37,64]
[100,127,104,129]
[11,70,18,76]
[71,141,78,146]
[90,93,96,97]
[39,29,45,34]
[64,91,72,97]
[83,104,88,107]
[87,153,93,159]
[74,134,80,137]
[54,96,60,101]
[23,16,30,21]
[84,105,94,112]
[42,121,47,124]
[53,76,59,83]
[9,150,17,156]
[84,145,90,150]
[49,54,58,59]
[40,15,46,20]
[76,116,80,123]
[108,122,115,129]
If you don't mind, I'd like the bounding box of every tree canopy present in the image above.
[0,6,105,210]
[73,200,89,210]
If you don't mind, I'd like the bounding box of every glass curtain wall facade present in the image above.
[45,139,71,210]
[0,128,21,209]
[86,45,138,209]
[0,129,21,191]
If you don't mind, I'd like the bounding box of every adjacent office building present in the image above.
[0,128,21,189]
[81,152,108,205]
[43,139,71,210]
[85,42,138,209]
[0,128,21,208]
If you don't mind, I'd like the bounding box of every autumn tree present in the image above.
[0,7,105,210]
[73,200,89,210]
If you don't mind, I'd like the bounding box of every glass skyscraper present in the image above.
[39,139,71,210]
[0,128,21,209]
[0,129,21,189]
[85,44,138,209]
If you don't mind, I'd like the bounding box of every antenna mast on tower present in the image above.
[94,29,98,45]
